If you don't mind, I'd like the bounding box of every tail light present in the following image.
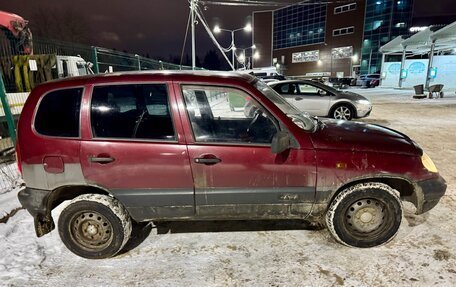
[16,143,22,174]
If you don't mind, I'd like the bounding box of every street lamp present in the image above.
[134,54,141,71]
[351,54,359,77]
[235,44,258,69]
[213,23,253,70]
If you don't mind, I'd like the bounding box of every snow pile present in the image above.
[0,210,46,285]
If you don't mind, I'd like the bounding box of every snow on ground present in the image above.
[0,186,21,220]
[0,87,455,286]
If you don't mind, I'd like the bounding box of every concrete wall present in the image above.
[402,60,429,88]
[381,62,401,87]
[431,55,456,90]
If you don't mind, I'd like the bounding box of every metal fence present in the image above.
[96,47,195,73]
[1,35,197,93]
[0,136,19,193]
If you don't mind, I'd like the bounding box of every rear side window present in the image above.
[91,84,175,140]
[35,88,83,137]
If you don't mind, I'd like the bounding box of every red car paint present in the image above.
[17,71,445,238]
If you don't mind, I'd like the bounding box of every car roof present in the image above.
[38,70,257,87]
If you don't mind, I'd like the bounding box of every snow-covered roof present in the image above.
[380,21,456,55]
[379,36,405,54]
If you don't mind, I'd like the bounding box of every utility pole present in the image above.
[190,0,197,70]
[231,31,235,70]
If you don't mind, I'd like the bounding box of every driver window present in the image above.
[182,85,278,144]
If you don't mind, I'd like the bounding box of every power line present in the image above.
[200,0,361,7]
[180,8,192,68]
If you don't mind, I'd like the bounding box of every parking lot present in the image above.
[0,87,455,286]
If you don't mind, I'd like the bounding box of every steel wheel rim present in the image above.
[334,106,351,120]
[345,198,385,234]
[70,211,113,251]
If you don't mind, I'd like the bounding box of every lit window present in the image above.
[333,26,355,37]
[334,2,357,14]
[373,20,383,30]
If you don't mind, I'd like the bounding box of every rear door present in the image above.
[79,82,194,221]
[177,83,316,219]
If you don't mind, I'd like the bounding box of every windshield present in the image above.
[254,80,316,132]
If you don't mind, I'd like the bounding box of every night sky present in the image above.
[1,0,455,62]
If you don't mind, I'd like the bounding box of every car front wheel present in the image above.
[58,194,132,259]
[332,105,354,120]
[325,182,402,248]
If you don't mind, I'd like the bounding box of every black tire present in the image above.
[326,182,402,248]
[58,194,132,259]
[332,104,354,120]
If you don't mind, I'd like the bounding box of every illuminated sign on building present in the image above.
[292,50,320,63]
[332,46,354,59]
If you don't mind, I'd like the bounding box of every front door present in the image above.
[180,84,316,219]
[80,83,194,221]
[276,83,331,117]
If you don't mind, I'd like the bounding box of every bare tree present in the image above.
[30,7,92,43]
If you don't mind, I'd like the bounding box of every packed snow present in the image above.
[0,87,455,286]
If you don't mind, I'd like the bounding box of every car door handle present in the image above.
[194,156,221,165]
[295,97,303,101]
[89,156,115,164]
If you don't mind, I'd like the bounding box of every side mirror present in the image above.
[318,89,327,96]
[271,131,291,154]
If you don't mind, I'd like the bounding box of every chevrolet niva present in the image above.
[17,71,446,259]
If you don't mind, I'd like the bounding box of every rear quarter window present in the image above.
[34,88,83,137]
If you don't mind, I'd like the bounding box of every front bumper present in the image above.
[18,187,55,237]
[415,175,447,214]
[355,105,372,118]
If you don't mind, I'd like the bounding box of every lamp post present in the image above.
[351,54,358,77]
[213,23,252,70]
[236,44,259,69]
[134,54,141,71]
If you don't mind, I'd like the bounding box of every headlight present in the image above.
[357,99,371,106]
[421,152,438,173]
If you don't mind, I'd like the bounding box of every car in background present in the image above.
[356,74,381,87]
[328,77,355,88]
[268,80,372,120]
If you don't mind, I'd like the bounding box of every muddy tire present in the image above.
[326,182,402,248]
[58,194,132,259]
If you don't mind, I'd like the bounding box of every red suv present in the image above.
[17,71,446,259]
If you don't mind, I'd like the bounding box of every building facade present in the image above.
[361,0,414,74]
[253,0,414,78]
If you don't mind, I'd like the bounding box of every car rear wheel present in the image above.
[325,182,402,248]
[332,105,353,120]
[58,194,132,259]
